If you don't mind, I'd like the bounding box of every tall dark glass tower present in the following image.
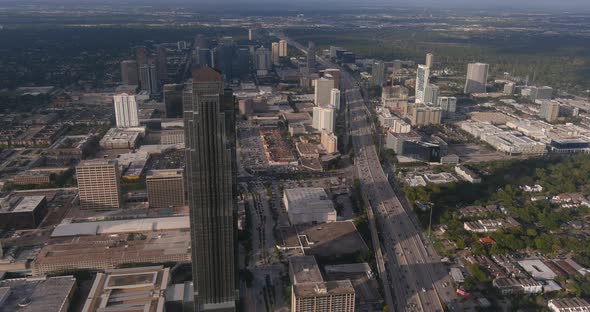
[183,66,237,312]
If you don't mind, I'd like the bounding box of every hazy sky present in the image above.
[1,0,589,11]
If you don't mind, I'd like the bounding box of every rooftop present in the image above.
[34,230,191,274]
[289,256,323,284]
[0,276,76,312]
[51,216,189,237]
[82,266,169,312]
[147,169,184,179]
[293,280,355,297]
[0,195,45,214]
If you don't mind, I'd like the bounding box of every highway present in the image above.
[277,32,451,312]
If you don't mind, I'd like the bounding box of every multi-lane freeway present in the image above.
[277,32,455,312]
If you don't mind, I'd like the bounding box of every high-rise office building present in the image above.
[163,84,184,118]
[139,61,159,94]
[330,88,341,110]
[289,256,355,312]
[464,63,489,94]
[113,93,139,128]
[372,61,386,86]
[425,84,439,105]
[324,69,341,88]
[371,62,387,86]
[437,96,457,118]
[425,53,434,68]
[76,160,122,210]
[156,46,168,82]
[539,100,559,122]
[406,104,442,126]
[314,77,335,107]
[233,48,251,78]
[415,65,430,104]
[183,66,236,311]
[271,42,280,65]
[279,40,288,57]
[136,47,147,68]
[530,86,553,102]
[213,37,237,80]
[121,60,139,85]
[196,48,212,67]
[146,169,185,208]
[312,106,335,133]
[254,47,272,71]
[307,41,316,72]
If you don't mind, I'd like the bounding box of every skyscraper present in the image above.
[136,47,147,68]
[438,96,457,118]
[76,160,122,210]
[279,39,288,57]
[213,37,237,80]
[372,61,386,86]
[314,77,335,107]
[254,47,272,76]
[156,45,168,82]
[184,66,236,311]
[163,83,184,118]
[312,106,335,133]
[196,47,212,67]
[330,88,341,110]
[307,41,316,72]
[464,62,489,94]
[113,93,139,128]
[271,42,280,65]
[415,65,430,104]
[425,53,434,69]
[139,61,159,94]
[121,60,139,85]
[425,84,439,105]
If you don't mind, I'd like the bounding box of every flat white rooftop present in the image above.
[51,216,189,237]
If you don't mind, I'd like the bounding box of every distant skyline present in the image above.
[1,0,589,12]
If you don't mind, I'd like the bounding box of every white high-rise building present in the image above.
[330,88,341,110]
[464,62,489,94]
[279,40,288,57]
[271,42,280,65]
[415,65,430,104]
[113,93,139,128]
[314,77,335,107]
[312,106,335,133]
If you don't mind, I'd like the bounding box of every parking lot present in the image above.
[237,120,268,170]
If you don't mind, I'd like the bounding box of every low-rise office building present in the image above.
[146,169,185,209]
[82,266,170,312]
[0,276,76,312]
[32,230,190,276]
[283,188,337,225]
[0,194,47,229]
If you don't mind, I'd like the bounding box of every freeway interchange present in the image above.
[277,32,458,312]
